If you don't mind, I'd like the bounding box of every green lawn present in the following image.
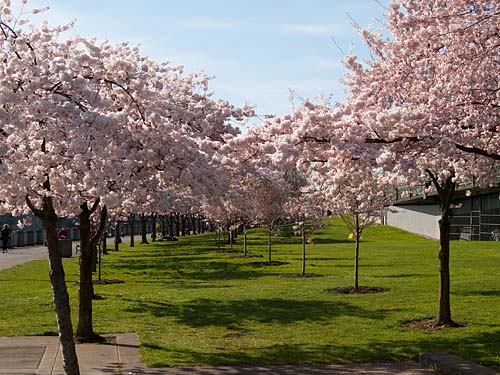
[0,219,499,369]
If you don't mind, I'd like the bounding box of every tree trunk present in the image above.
[437,176,456,325]
[102,228,108,255]
[301,223,306,276]
[243,225,247,256]
[354,213,360,290]
[76,203,106,343]
[426,170,456,326]
[160,215,167,237]
[191,215,197,235]
[76,205,95,343]
[140,213,148,244]
[95,209,108,283]
[180,215,186,236]
[167,215,174,236]
[267,226,272,264]
[114,221,120,252]
[437,214,453,325]
[175,214,180,237]
[199,216,204,233]
[151,214,157,242]
[26,196,80,375]
[98,241,102,281]
[128,214,135,247]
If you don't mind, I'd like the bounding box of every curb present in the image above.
[420,351,498,375]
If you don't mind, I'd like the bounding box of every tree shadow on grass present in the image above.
[140,330,500,370]
[321,330,500,371]
[125,298,389,327]
[113,256,211,268]
[112,257,273,282]
[119,246,214,258]
[144,343,328,367]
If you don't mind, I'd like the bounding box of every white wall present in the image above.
[386,204,440,240]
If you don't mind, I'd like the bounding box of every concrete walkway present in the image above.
[0,334,143,375]
[0,333,436,374]
[0,241,84,271]
[0,244,49,271]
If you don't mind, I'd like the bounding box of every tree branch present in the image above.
[89,198,101,216]
[25,195,43,218]
[455,144,500,161]
[425,169,443,195]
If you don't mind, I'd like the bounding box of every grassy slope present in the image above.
[0,219,498,369]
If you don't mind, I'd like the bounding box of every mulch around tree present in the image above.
[229,254,263,259]
[249,261,290,267]
[400,318,467,332]
[326,286,387,294]
[284,273,324,278]
[93,279,125,285]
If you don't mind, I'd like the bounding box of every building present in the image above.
[0,213,79,247]
[385,183,500,241]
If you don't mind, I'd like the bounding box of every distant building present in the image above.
[0,213,79,247]
[385,183,500,241]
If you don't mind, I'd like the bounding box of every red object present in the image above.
[58,228,68,239]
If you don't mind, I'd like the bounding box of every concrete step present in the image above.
[420,351,498,375]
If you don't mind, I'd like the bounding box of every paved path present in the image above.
[0,334,435,375]
[0,241,85,271]
[0,235,165,272]
[0,244,49,271]
[0,334,142,375]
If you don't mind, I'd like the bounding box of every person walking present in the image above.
[1,224,12,253]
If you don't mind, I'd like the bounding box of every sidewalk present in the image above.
[0,244,49,271]
[0,334,144,375]
[0,333,436,374]
[0,241,84,271]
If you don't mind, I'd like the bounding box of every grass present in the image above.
[0,218,499,369]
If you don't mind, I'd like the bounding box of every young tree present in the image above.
[249,171,290,264]
[284,171,323,276]
[314,158,391,289]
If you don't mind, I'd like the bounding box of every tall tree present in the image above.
[0,0,252,357]
[341,0,499,325]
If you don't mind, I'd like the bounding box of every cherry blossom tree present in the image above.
[0,5,251,372]
[341,0,499,324]
[237,99,393,285]
[0,3,82,373]
[283,170,323,276]
[248,171,291,264]
[312,159,391,290]
[242,0,498,324]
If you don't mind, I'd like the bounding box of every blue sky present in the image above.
[25,0,389,121]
